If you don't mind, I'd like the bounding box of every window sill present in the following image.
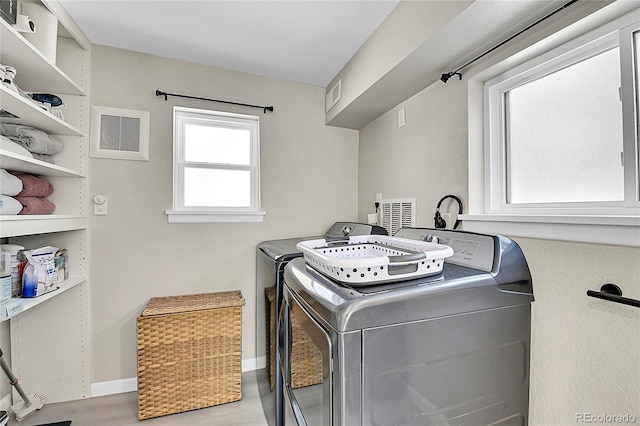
[166,210,266,223]
[460,214,640,247]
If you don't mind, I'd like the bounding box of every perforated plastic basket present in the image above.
[296,235,454,286]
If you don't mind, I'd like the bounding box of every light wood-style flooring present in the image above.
[7,372,268,426]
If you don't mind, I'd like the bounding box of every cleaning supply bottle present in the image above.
[0,244,24,297]
[0,250,11,304]
[21,264,38,298]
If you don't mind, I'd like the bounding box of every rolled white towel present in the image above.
[0,195,23,214]
[0,169,23,196]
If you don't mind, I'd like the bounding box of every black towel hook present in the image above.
[587,283,640,308]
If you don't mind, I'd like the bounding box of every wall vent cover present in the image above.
[325,79,341,112]
[380,198,415,236]
[99,114,140,152]
[90,106,150,161]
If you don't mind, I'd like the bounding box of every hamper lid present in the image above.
[141,290,245,316]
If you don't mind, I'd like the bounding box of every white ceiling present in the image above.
[57,0,400,87]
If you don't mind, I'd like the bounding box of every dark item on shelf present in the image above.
[0,0,17,25]
[29,93,64,107]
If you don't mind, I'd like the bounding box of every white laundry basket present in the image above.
[297,235,454,286]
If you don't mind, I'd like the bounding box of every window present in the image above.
[462,7,640,246]
[166,107,264,223]
[484,14,639,216]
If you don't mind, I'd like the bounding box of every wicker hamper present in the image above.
[266,286,322,390]
[137,291,245,420]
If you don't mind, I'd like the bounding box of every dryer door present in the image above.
[282,288,332,425]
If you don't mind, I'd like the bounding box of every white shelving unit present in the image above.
[0,0,91,403]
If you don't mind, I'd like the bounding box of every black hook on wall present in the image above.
[587,284,640,308]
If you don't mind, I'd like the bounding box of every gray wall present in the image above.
[356,29,640,426]
[89,45,358,383]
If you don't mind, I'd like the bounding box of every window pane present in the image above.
[184,124,251,165]
[184,168,251,207]
[506,47,624,204]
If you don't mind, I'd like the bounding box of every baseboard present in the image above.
[245,356,266,371]
[91,377,137,397]
[91,357,266,397]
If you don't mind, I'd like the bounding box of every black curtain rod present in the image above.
[440,0,579,83]
[155,90,274,113]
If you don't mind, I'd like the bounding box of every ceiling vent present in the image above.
[380,198,415,236]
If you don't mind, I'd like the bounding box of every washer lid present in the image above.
[284,257,533,332]
[258,236,319,262]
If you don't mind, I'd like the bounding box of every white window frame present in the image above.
[166,106,265,223]
[462,7,640,247]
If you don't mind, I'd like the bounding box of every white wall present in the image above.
[358,80,468,225]
[89,45,358,384]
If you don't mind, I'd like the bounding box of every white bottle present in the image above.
[0,250,12,304]
[1,244,24,298]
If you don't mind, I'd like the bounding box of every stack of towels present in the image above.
[0,169,55,215]
[1,123,64,164]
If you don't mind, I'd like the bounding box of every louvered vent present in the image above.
[380,198,415,236]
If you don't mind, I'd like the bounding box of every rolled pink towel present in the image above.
[16,196,56,215]
[10,172,54,197]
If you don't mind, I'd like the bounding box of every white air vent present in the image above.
[380,198,415,236]
[90,106,150,161]
[325,79,341,112]
[99,114,140,152]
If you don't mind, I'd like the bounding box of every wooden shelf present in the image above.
[0,86,84,136]
[1,277,86,322]
[0,215,87,238]
[21,277,86,312]
[0,18,85,95]
[2,0,91,403]
[0,149,85,177]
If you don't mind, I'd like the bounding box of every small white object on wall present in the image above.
[93,194,107,215]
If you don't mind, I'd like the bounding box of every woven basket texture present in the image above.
[137,291,245,420]
[266,286,322,390]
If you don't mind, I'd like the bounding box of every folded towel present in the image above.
[16,196,56,215]
[0,124,64,155]
[31,153,55,164]
[0,195,23,214]
[10,172,54,197]
[0,169,23,196]
[0,135,34,158]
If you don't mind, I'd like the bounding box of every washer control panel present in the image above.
[324,222,387,238]
[395,228,495,272]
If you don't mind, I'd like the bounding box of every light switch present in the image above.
[397,107,406,128]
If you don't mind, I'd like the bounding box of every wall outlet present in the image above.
[93,194,108,215]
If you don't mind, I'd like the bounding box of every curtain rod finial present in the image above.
[440,72,462,83]
[155,90,168,101]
